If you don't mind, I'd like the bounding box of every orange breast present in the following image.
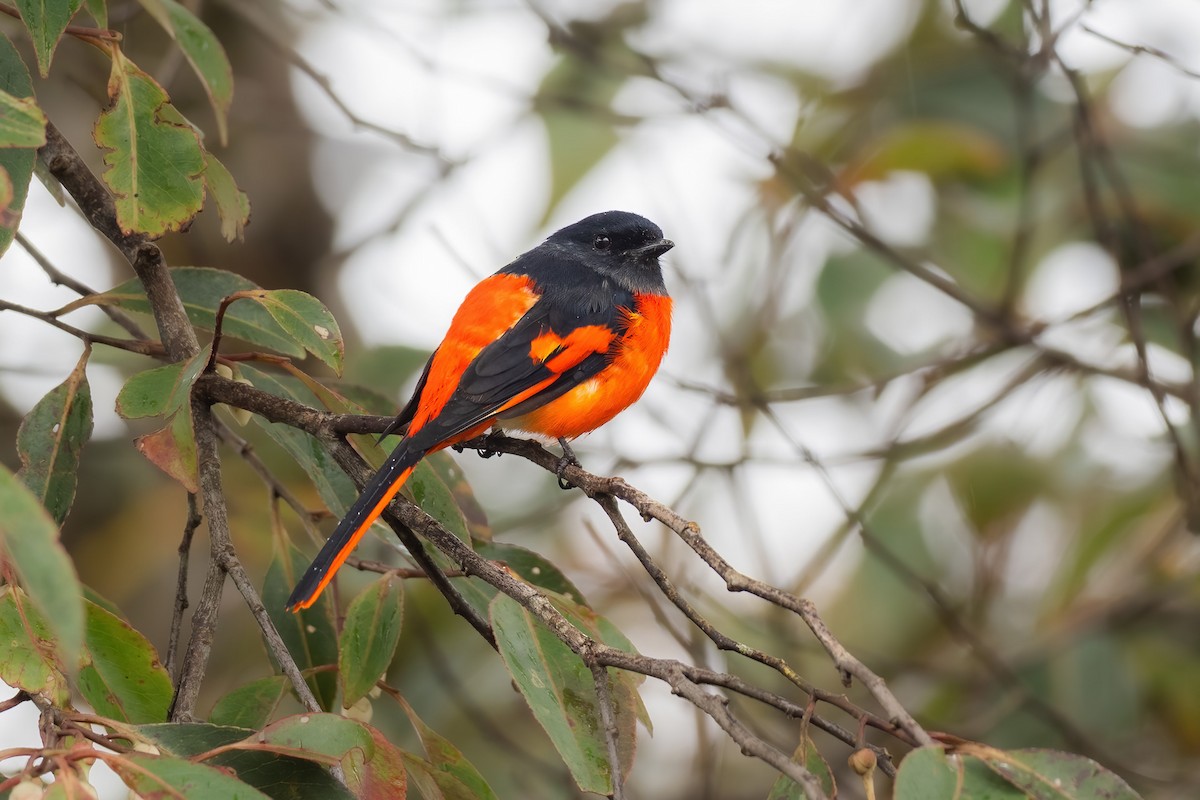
[504,293,672,440]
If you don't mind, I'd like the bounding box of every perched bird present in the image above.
[287,210,674,611]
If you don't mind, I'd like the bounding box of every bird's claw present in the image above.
[555,438,580,490]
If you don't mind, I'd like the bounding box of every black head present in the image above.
[545,210,673,295]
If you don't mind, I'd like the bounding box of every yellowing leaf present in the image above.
[0,88,46,148]
[93,49,205,237]
[203,152,250,241]
[840,120,1007,187]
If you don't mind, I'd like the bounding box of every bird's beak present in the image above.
[632,239,674,260]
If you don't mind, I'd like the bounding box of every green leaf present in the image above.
[210,675,291,728]
[0,589,69,705]
[339,574,404,707]
[137,722,355,799]
[78,600,172,723]
[16,348,92,525]
[111,752,275,799]
[399,698,498,800]
[14,0,83,76]
[137,0,233,144]
[116,349,207,420]
[474,541,586,605]
[93,49,205,237]
[245,289,344,374]
[61,267,303,357]
[894,747,1025,800]
[203,151,250,241]
[975,747,1143,800]
[342,724,409,800]
[0,88,46,147]
[0,464,85,677]
[244,713,374,765]
[489,593,637,794]
[264,542,339,710]
[85,0,106,28]
[767,733,836,799]
[0,34,38,256]
[239,366,359,517]
[408,461,471,545]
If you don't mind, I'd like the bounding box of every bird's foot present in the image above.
[555,437,580,490]
[474,430,506,459]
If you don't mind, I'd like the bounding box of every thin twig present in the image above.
[165,494,202,684]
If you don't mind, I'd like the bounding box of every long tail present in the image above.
[286,441,424,611]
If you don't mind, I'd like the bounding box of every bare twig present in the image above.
[165,494,202,684]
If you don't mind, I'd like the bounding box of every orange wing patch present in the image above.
[530,325,617,374]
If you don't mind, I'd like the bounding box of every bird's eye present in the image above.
[593,235,611,251]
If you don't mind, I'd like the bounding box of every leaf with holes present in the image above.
[61,268,301,357]
[93,49,205,237]
[245,290,344,374]
[16,348,92,525]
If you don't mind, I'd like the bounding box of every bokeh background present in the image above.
[2,0,1200,797]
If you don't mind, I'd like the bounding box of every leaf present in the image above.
[0,588,69,705]
[407,461,471,546]
[13,0,83,76]
[474,541,586,605]
[61,267,303,357]
[245,290,344,374]
[342,724,408,800]
[16,347,93,525]
[78,600,172,723]
[0,35,38,256]
[85,0,106,28]
[489,593,638,794]
[339,574,404,707]
[398,698,498,800]
[767,733,836,799]
[134,408,199,492]
[239,366,360,517]
[116,351,207,492]
[840,120,1007,187]
[970,746,1143,800]
[137,0,233,144]
[137,722,354,799]
[111,752,275,799]
[264,542,339,710]
[0,88,46,147]
[210,675,291,728]
[894,746,1025,800]
[203,151,250,241]
[239,713,374,765]
[0,464,85,677]
[93,49,205,237]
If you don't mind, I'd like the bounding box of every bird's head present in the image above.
[549,210,673,295]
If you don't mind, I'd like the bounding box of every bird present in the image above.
[286,210,673,611]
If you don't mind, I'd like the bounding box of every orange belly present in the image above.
[502,293,672,439]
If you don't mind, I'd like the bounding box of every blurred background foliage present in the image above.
[3,0,1200,797]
